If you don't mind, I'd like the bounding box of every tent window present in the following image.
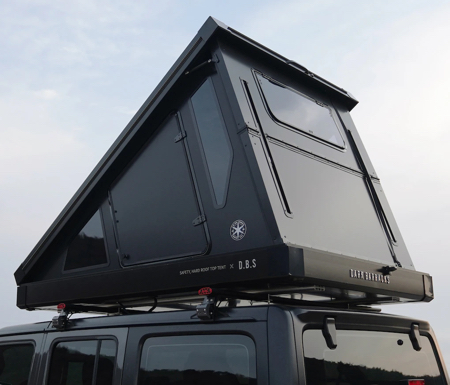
[64,210,108,271]
[256,73,345,148]
[191,78,233,207]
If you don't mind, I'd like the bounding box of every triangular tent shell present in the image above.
[15,17,433,313]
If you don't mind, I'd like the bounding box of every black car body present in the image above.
[0,305,448,385]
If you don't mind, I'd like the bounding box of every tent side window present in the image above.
[63,210,108,271]
[191,78,233,208]
[255,72,345,148]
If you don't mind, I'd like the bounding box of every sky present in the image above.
[1,0,450,370]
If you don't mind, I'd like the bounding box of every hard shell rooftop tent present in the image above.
[15,17,433,313]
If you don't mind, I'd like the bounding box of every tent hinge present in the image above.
[174,132,187,143]
[192,215,206,226]
[185,55,219,76]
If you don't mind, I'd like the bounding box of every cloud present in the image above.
[117,106,138,116]
[344,4,450,216]
[34,89,59,100]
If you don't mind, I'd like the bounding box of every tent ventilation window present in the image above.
[256,72,345,148]
[191,78,233,208]
[63,210,108,271]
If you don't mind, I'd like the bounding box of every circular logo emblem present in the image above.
[230,220,247,241]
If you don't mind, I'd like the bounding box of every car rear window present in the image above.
[303,329,445,385]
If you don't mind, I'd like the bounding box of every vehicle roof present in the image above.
[0,305,430,338]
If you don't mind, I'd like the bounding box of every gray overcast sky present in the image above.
[1,0,449,368]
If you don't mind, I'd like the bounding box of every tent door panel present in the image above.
[110,114,208,266]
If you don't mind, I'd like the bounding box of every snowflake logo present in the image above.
[230,220,247,241]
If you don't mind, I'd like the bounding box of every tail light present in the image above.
[408,380,425,385]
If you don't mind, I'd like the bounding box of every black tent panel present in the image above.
[110,114,208,266]
[266,141,393,263]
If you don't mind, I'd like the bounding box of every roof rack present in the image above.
[50,286,385,329]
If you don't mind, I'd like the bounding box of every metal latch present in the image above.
[380,264,398,275]
[196,297,215,320]
[52,303,69,330]
[174,132,186,143]
[192,215,206,226]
